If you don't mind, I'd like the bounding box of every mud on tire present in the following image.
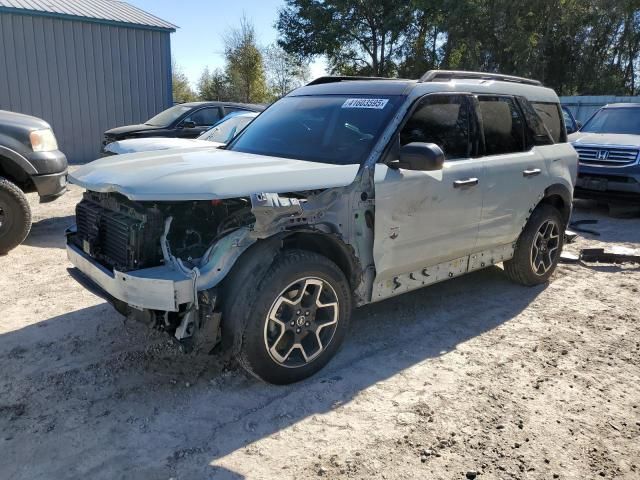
[504,204,565,286]
[223,249,352,385]
[0,177,32,255]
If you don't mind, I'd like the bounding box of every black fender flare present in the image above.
[541,183,573,224]
[0,145,37,176]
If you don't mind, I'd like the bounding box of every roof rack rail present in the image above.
[419,70,542,86]
[306,76,397,86]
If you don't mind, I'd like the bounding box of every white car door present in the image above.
[474,95,551,250]
[373,93,483,300]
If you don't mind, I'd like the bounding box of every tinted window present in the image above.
[400,94,471,159]
[187,107,221,126]
[228,95,402,165]
[519,99,554,145]
[145,105,191,127]
[478,96,526,155]
[532,102,563,142]
[581,107,640,135]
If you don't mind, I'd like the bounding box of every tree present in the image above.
[264,44,310,98]
[277,0,640,95]
[277,0,414,76]
[198,67,229,101]
[224,16,269,103]
[172,60,196,103]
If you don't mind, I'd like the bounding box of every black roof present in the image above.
[177,101,265,111]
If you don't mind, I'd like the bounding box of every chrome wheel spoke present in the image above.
[530,219,561,276]
[264,276,340,368]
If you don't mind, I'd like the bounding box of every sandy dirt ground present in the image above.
[1,180,639,480]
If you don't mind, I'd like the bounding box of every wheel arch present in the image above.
[538,183,572,225]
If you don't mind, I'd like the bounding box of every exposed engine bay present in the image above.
[70,191,254,272]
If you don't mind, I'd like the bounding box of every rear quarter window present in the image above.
[532,102,566,143]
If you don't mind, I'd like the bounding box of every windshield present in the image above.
[581,107,640,135]
[145,105,191,127]
[198,114,255,143]
[227,95,402,164]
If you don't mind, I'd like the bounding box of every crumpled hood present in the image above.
[70,148,360,201]
[569,132,640,147]
[104,137,222,155]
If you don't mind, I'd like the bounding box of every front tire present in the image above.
[0,177,32,255]
[228,249,352,384]
[504,204,564,286]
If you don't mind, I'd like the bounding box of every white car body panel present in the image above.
[104,138,223,155]
[69,148,361,201]
[373,160,482,285]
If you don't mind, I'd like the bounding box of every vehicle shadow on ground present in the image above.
[0,267,545,480]
[22,215,74,249]
[572,200,640,244]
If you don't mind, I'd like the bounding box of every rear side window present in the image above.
[400,94,471,159]
[188,107,221,126]
[532,102,565,142]
[518,98,554,146]
[478,96,525,155]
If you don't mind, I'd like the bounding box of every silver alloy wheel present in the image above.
[264,277,339,368]
[530,219,560,275]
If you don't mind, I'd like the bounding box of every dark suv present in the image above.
[0,110,67,253]
[102,102,265,147]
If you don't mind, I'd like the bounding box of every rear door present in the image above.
[373,93,484,294]
[475,95,551,250]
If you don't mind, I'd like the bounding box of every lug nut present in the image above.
[296,310,301,315]
[290,321,295,326]
[305,322,310,327]
[305,311,310,316]
[296,328,301,333]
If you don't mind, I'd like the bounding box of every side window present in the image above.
[400,94,471,159]
[532,102,565,143]
[517,98,554,146]
[188,107,221,127]
[478,96,525,155]
[224,106,249,116]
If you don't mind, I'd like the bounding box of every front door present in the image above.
[373,93,484,298]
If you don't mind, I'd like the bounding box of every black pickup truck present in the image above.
[0,110,67,254]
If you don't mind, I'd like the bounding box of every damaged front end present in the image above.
[66,184,366,353]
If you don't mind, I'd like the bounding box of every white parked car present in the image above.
[67,71,577,384]
[102,111,259,155]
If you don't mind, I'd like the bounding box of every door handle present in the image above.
[453,178,479,188]
[523,168,542,177]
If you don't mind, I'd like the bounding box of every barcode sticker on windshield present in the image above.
[342,98,389,109]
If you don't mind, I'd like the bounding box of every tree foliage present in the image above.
[264,44,310,98]
[224,16,269,103]
[278,0,640,95]
[197,67,229,101]
[171,60,197,103]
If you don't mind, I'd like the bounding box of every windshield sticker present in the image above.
[342,98,389,109]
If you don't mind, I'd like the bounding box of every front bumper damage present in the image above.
[66,230,195,312]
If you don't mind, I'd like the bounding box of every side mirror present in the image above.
[181,120,196,129]
[566,124,577,134]
[393,142,445,171]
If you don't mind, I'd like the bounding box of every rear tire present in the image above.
[504,204,564,286]
[0,177,32,254]
[224,249,352,384]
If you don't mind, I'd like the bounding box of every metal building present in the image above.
[560,95,640,123]
[0,0,176,163]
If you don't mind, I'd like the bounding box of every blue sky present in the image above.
[128,0,327,87]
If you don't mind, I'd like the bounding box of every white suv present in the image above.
[66,71,577,384]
